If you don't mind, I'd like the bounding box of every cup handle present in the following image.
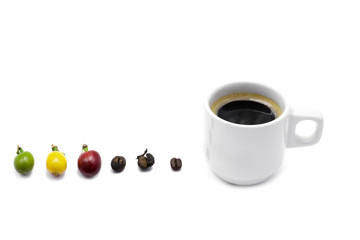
[286,108,324,148]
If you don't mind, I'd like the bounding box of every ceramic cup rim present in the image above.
[205,82,290,128]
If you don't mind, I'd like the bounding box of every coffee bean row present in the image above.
[14,145,182,177]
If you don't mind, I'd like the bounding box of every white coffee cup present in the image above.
[204,82,323,185]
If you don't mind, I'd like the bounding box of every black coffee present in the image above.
[217,100,276,125]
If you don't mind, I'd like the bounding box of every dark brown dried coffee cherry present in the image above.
[170,158,182,171]
[111,156,126,172]
[137,149,155,170]
[145,153,155,167]
[137,155,148,169]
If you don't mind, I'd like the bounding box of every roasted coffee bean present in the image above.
[111,156,126,172]
[170,158,182,171]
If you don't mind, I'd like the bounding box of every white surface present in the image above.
[0,0,359,239]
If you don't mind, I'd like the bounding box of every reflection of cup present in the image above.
[204,82,324,185]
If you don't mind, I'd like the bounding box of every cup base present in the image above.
[213,171,273,186]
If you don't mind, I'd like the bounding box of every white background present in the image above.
[0,1,359,239]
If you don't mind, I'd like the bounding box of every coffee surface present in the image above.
[211,92,282,125]
[217,100,276,125]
